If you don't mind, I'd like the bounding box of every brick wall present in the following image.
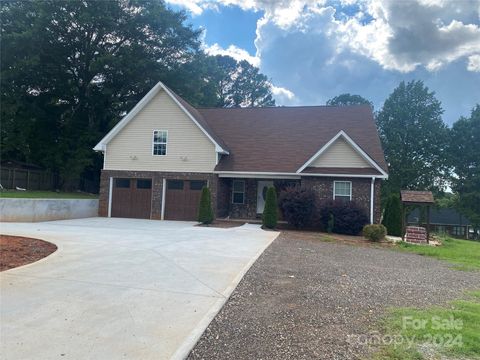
[300,176,382,224]
[405,226,428,243]
[99,170,216,219]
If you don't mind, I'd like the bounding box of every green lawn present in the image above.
[375,291,480,359]
[0,190,98,199]
[396,236,480,271]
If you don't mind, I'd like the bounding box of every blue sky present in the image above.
[168,0,480,125]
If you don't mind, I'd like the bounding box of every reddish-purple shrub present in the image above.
[319,200,369,235]
[279,187,316,228]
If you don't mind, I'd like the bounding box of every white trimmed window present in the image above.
[333,181,352,202]
[232,180,245,204]
[153,130,167,156]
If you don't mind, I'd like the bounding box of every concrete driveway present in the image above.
[0,218,278,360]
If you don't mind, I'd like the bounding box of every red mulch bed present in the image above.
[0,234,57,271]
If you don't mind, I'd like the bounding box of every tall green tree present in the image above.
[382,193,402,236]
[376,80,449,194]
[198,186,214,224]
[449,105,480,232]
[327,93,373,108]
[209,56,275,107]
[1,0,200,188]
[0,0,275,190]
[230,60,275,107]
[262,187,278,229]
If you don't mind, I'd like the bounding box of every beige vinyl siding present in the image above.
[310,137,370,168]
[104,90,216,172]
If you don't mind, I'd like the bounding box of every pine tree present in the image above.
[198,187,214,224]
[382,194,402,236]
[262,187,278,229]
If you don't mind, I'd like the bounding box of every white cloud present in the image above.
[165,0,205,15]
[270,85,295,103]
[168,0,480,121]
[467,54,480,72]
[338,1,480,72]
[171,0,480,73]
[204,43,260,66]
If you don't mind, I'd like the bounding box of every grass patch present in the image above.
[374,291,480,359]
[318,234,336,242]
[0,190,97,199]
[396,236,480,271]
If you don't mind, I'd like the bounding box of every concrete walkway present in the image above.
[0,218,278,360]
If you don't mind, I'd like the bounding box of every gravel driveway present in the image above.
[188,231,480,360]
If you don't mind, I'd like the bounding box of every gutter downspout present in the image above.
[108,177,113,218]
[370,177,375,224]
[161,178,166,220]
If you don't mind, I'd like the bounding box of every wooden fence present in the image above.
[0,167,55,190]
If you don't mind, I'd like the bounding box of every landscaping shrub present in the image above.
[262,187,278,229]
[363,224,387,241]
[278,187,316,228]
[198,186,214,224]
[327,213,334,234]
[382,193,402,236]
[319,200,369,235]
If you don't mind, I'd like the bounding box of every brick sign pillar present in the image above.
[405,226,428,244]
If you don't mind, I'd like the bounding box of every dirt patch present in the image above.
[0,235,57,271]
[188,232,480,359]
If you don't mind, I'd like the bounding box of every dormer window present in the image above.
[153,130,167,156]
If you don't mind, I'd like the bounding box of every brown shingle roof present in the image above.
[196,105,388,173]
[401,191,435,204]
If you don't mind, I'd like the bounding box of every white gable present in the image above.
[310,137,371,168]
[297,130,388,177]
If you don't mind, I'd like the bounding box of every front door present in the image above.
[257,181,274,214]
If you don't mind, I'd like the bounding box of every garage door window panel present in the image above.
[190,180,206,190]
[115,178,130,188]
[168,180,184,190]
[136,179,152,189]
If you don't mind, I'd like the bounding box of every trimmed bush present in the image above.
[198,186,214,224]
[262,187,278,229]
[382,193,402,236]
[278,187,315,228]
[363,224,387,241]
[319,200,369,235]
[327,213,335,234]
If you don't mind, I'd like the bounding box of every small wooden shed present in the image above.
[401,190,435,243]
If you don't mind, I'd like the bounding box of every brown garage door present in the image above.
[111,178,152,219]
[164,180,206,220]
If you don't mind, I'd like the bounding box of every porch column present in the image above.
[370,177,375,224]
